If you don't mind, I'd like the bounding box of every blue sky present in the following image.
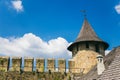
[0,0,120,58]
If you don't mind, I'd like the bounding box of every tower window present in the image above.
[86,43,89,49]
[77,44,79,51]
[95,44,99,52]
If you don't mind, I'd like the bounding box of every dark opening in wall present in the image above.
[77,44,79,51]
[86,43,89,49]
[95,44,99,53]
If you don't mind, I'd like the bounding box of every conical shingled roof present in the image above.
[68,18,109,51]
[76,18,103,42]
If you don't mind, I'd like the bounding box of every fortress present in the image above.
[0,17,120,80]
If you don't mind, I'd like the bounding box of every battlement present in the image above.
[36,58,45,72]
[58,58,66,72]
[68,59,75,73]
[47,58,55,72]
[24,57,34,72]
[11,57,22,72]
[0,56,10,72]
[0,56,74,73]
[0,54,98,75]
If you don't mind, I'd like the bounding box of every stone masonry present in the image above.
[47,58,55,72]
[72,50,98,74]
[24,57,34,72]
[36,58,45,72]
[58,59,66,72]
[11,57,22,72]
[0,56,9,72]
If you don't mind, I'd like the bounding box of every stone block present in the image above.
[0,56,10,72]
[58,59,66,72]
[24,57,33,72]
[36,58,45,72]
[11,57,22,72]
[68,59,75,73]
[47,58,55,72]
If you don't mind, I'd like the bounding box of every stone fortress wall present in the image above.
[0,56,76,73]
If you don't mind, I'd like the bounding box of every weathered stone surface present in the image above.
[0,56,9,72]
[24,57,33,72]
[72,50,98,74]
[47,58,55,72]
[68,59,75,73]
[11,57,22,72]
[36,58,45,72]
[58,59,66,72]
[0,71,71,80]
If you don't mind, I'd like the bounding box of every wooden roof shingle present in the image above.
[76,18,102,42]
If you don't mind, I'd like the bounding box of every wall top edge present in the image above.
[36,58,45,59]
[0,56,10,59]
[24,57,34,59]
[12,57,22,59]
[58,58,66,60]
[47,58,55,60]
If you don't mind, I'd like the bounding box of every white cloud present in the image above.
[0,33,72,59]
[11,0,23,12]
[115,4,120,14]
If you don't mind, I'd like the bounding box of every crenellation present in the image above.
[36,58,45,72]
[11,57,22,72]
[68,59,75,73]
[47,58,55,72]
[0,57,69,73]
[0,56,10,72]
[24,57,34,72]
[58,59,66,73]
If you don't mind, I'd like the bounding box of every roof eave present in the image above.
[67,41,109,51]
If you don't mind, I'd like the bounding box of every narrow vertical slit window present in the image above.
[95,44,99,52]
[86,43,89,49]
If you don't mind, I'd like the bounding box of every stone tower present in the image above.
[67,18,109,74]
